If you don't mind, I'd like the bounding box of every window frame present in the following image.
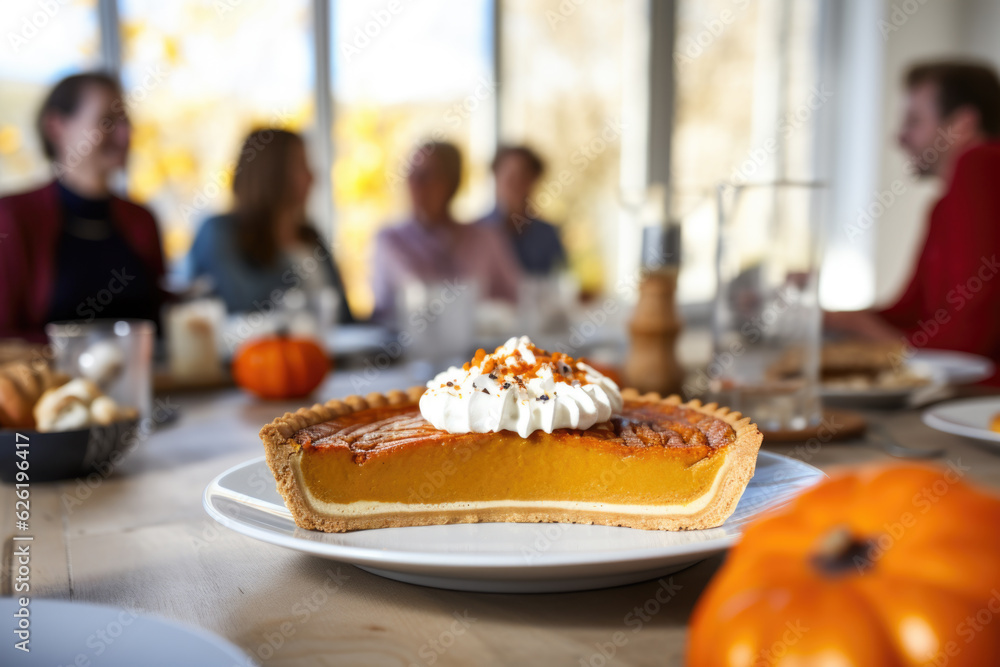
[92,0,675,250]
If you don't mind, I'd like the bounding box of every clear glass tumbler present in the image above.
[46,319,155,421]
[709,181,824,432]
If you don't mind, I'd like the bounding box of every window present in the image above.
[330,0,495,318]
[0,0,831,315]
[671,0,823,305]
[0,0,101,193]
[118,0,315,265]
[499,0,648,296]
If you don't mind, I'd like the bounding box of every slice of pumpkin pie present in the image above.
[260,337,763,532]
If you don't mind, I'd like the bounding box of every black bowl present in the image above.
[0,419,139,483]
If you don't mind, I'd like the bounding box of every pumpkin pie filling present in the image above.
[293,402,729,509]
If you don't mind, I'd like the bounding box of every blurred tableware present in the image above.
[908,349,995,385]
[0,419,138,483]
[709,181,824,431]
[759,408,867,444]
[864,422,945,459]
[640,221,681,269]
[821,360,947,410]
[323,323,396,360]
[627,262,682,396]
[922,397,1000,446]
[46,319,153,421]
[282,286,323,340]
[204,451,824,593]
[165,298,225,383]
[0,598,249,665]
[476,300,519,341]
[311,284,341,332]
[517,274,572,339]
[625,193,684,396]
[627,270,683,396]
[220,288,322,358]
[397,279,476,368]
[818,346,992,409]
[619,183,670,234]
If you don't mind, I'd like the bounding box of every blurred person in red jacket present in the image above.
[827,61,1000,383]
[0,72,165,342]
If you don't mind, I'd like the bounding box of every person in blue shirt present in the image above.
[186,129,353,322]
[477,145,566,275]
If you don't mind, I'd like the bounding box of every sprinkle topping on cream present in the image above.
[419,336,623,437]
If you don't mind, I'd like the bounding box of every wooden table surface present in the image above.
[3,365,1000,667]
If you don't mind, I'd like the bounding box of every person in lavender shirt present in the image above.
[371,142,521,325]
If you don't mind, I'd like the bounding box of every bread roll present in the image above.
[38,395,91,432]
[0,373,33,428]
[90,395,121,425]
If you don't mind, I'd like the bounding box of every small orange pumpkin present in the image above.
[688,465,1000,666]
[232,336,330,399]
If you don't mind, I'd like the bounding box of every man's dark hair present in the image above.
[491,144,544,178]
[411,141,463,198]
[36,72,122,160]
[905,61,1000,137]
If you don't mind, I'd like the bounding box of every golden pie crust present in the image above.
[260,387,763,532]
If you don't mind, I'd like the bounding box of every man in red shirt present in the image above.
[827,62,1000,383]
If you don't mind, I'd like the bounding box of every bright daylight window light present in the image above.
[819,246,876,311]
[0,0,101,193]
[330,0,494,318]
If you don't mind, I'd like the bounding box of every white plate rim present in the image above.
[0,598,250,663]
[922,397,1000,444]
[203,452,824,571]
[817,350,994,403]
[819,359,943,400]
[910,349,995,385]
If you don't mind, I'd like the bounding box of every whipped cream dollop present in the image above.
[419,336,623,437]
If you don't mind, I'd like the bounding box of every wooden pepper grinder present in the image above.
[625,218,683,397]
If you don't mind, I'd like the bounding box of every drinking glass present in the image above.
[165,299,225,382]
[398,279,476,372]
[709,181,824,431]
[46,319,155,421]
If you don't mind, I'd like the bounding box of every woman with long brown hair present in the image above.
[187,129,353,322]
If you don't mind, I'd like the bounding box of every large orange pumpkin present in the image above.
[232,336,330,399]
[688,464,1000,666]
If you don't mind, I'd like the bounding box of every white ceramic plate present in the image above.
[0,598,249,666]
[325,323,395,358]
[819,350,993,409]
[204,452,824,593]
[922,397,1000,445]
[910,349,994,385]
[820,360,946,409]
